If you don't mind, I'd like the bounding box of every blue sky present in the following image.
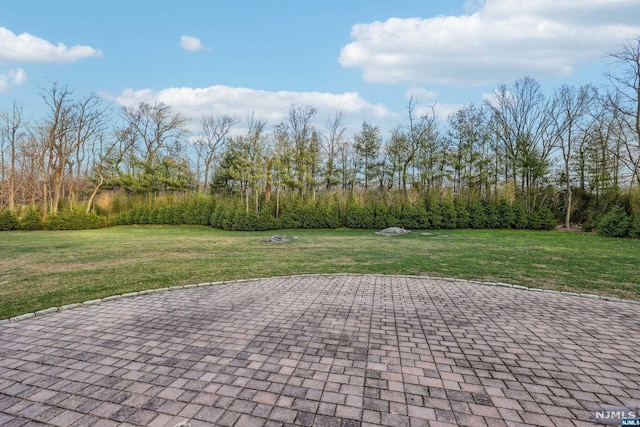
[1,0,640,135]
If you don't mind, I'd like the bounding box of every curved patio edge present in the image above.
[3,273,638,325]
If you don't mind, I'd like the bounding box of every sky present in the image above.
[1,0,640,136]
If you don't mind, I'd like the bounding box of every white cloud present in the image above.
[404,87,439,101]
[0,27,102,63]
[339,0,640,85]
[0,68,27,92]
[105,85,399,136]
[179,35,209,52]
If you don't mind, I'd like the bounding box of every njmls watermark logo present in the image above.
[592,405,639,426]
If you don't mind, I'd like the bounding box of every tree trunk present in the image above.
[86,173,104,214]
[51,168,65,215]
[42,181,49,222]
[564,173,572,229]
[9,139,15,211]
[255,186,259,214]
[203,162,210,193]
[265,159,272,202]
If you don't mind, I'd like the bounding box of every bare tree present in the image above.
[69,94,109,210]
[486,77,553,211]
[0,102,26,210]
[385,127,410,190]
[122,101,187,166]
[85,131,120,214]
[40,83,76,218]
[37,84,110,217]
[196,113,238,191]
[336,135,355,192]
[118,101,189,194]
[406,96,437,193]
[549,84,594,228]
[606,36,640,186]
[222,113,267,212]
[20,133,44,206]
[323,112,344,191]
[285,104,318,196]
[447,104,491,203]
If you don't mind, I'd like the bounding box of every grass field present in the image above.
[1,226,638,319]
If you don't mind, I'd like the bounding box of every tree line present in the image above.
[1,38,640,237]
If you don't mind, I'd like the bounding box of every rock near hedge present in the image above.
[375,227,411,235]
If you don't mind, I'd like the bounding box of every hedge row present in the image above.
[108,197,558,231]
[1,194,586,233]
[0,208,107,231]
[5,201,639,238]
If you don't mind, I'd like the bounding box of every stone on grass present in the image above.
[267,235,297,243]
[376,227,411,235]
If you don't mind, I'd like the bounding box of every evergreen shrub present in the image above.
[628,211,640,239]
[0,210,20,231]
[20,208,44,230]
[46,211,107,230]
[597,206,631,237]
[527,207,557,231]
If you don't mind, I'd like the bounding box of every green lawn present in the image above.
[1,226,638,319]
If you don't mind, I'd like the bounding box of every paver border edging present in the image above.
[2,273,639,325]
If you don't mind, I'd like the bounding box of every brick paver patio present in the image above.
[1,274,639,426]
